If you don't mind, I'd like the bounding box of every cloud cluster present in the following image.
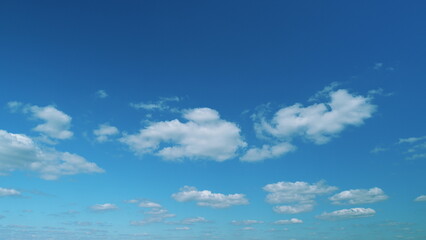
[399,136,426,160]
[317,208,376,220]
[172,186,249,208]
[245,88,375,161]
[129,200,175,225]
[0,129,104,180]
[0,187,20,197]
[120,108,246,161]
[263,181,337,214]
[330,187,388,205]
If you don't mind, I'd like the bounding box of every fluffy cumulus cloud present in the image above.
[317,208,376,220]
[414,195,426,202]
[0,129,104,180]
[172,186,249,208]
[274,218,303,224]
[8,102,73,140]
[120,108,246,161]
[0,187,21,197]
[329,187,388,205]
[255,89,376,145]
[240,143,295,162]
[93,124,119,142]
[264,181,337,214]
[90,203,118,211]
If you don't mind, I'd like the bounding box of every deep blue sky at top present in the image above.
[1,0,425,105]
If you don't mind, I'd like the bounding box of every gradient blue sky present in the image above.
[1,1,426,239]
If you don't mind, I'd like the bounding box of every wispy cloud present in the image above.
[0,187,21,197]
[90,203,118,211]
[96,90,108,99]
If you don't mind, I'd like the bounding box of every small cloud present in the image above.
[0,187,21,197]
[414,195,426,202]
[231,220,264,225]
[398,136,426,144]
[90,203,118,211]
[273,204,314,214]
[317,208,376,220]
[329,187,388,205]
[93,124,119,142]
[240,143,296,162]
[172,186,249,208]
[175,226,190,230]
[273,218,303,224]
[96,90,108,99]
[373,62,384,70]
[138,200,162,208]
[130,96,181,111]
[371,146,388,154]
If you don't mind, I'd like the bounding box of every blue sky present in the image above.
[1,1,426,239]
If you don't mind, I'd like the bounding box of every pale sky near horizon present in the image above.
[1,1,426,239]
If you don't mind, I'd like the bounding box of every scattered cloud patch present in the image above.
[0,129,104,180]
[264,181,337,214]
[317,208,376,220]
[231,220,264,225]
[138,200,162,208]
[96,90,108,99]
[120,108,246,161]
[240,143,295,162]
[180,217,208,225]
[7,102,73,140]
[172,186,249,208]
[414,195,426,202]
[90,203,118,211]
[398,136,426,144]
[330,187,388,205]
[255,89,375,145]
[273,204,314,214]
[0,187,21,197]
[249,88,375,161]
[130,96,180,112]
[398,136,426,160]
[175,226,190,230]
[93,124,119,142]
[273,218,303,224]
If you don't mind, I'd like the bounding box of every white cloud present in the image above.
[138,201,162,208]
[255,89,376,145]
[273,204,314,214]
[90,203,118,211]
[330,187,388,205]
[27,105,73,140]
[273,218,303,224]
[263,181,337,204]
[398,136,426,144]
[130,96,180,111]
[317,208,376,220]
[93,124,119,142]
[131,208,176,225]
[180,217,208,225]
[172,186,249,208]
[0,129,104,180]
[231,220,264,225]
[0,187,21,197]
[120,108,246,161]
[264,181,337,214]
[96,90,108,99]
[240,143,295,162]
[414,195,426,202]
[8,102,73,140]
